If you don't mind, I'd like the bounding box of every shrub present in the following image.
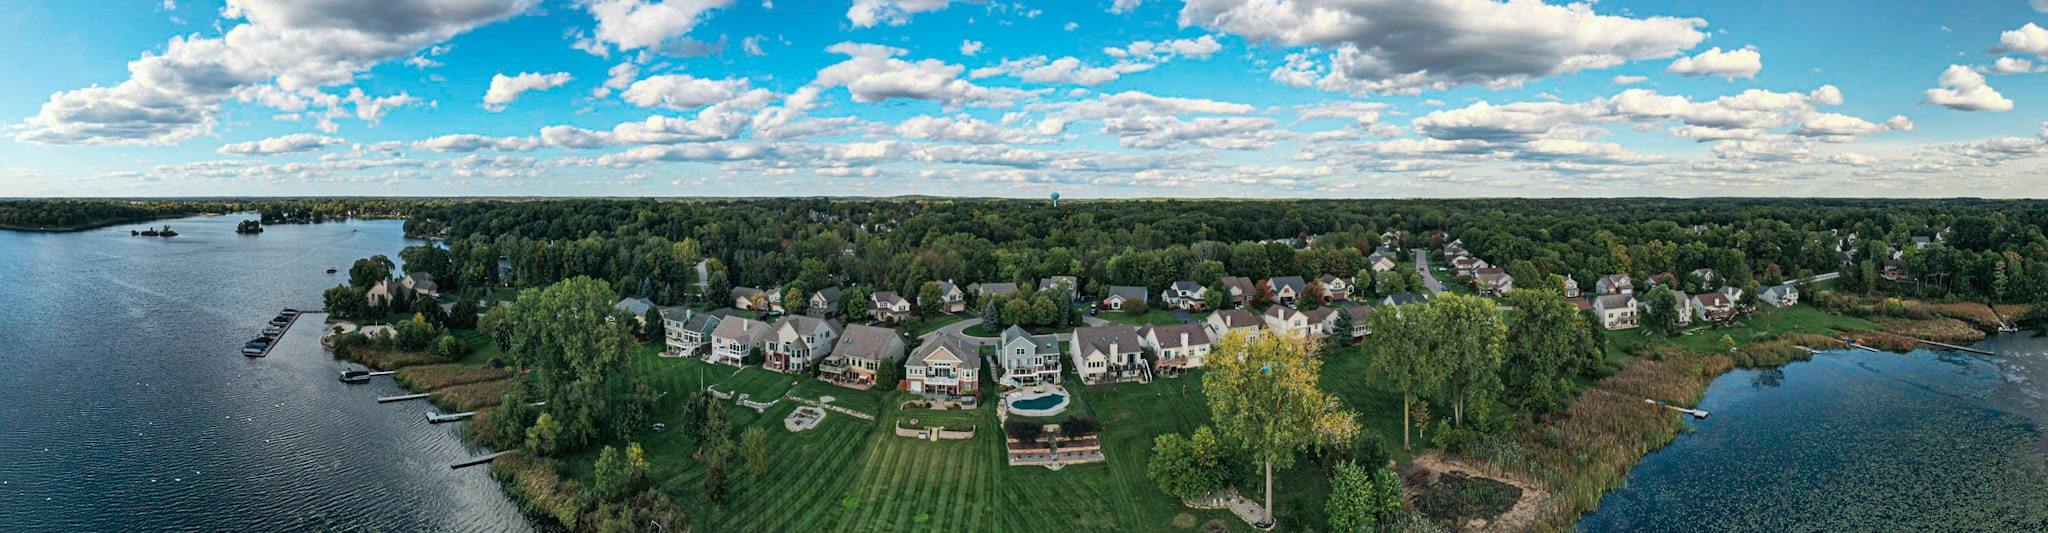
[1004,421,1044,444]
[432,335,471,358]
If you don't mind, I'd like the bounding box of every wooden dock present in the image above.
[1645,398,1710,419]
[367,371,395,377]
[377,393,431,403]
[1909,338,1994,355]
[243,310,303,358]
[427,411,477,423]
[450,450,514,469]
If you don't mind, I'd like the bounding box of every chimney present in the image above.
[1180,331,1189,347]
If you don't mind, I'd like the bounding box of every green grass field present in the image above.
[1606,304,1878,358]
[715,367,804,400]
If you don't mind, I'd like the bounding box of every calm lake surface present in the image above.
[1579,335,2048,531]
[0,215,531,532]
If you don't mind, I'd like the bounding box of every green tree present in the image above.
[593,442,651,500]
[643,306,664,341]
[349,255,395,289]
[393,313,439,351]
[1327,461,1402,533]
[917,281,944,315]
[1331,309,1356,347]
[1147,428,1226,501]
[525,412,563,454]
[323,285,368,320]
[501,277,651,452]
[1203,287,1229,311]
[1203,332,1360,526]
[1367,305,1440,449]
[399,245,456,292]
[446,298,480,330]
[741,427,770,477]
[785,287,808,315]
[1642,288,1682,336]
[1500,290,1577,415]
[1427,293,1506,427]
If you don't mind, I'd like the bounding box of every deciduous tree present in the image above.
[1203,332,1359,526]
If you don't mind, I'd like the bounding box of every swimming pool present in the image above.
[1005,388,1070,417]
[1011,394,1065,410]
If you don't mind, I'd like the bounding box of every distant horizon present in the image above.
[3,1,2048,197]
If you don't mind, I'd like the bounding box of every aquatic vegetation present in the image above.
[492,452,590,530]
[1874,317,1987,344]
[396,364,512,391]
[433,380,517,412]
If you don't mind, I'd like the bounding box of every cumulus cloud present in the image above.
[484,72,572,111]
[413,134,542,152]
[960,40,983,56]
[1181,0,1706,94]
[1408,85,1906,149]
[974,35,1223,86]
[1110,0,1143,14]
[216,133,344,155]
[894,114,1042,144]
[813,42,1035,107]
[593,63,641,99]
[1989,57,2040,74]
[16,0,532,145]
[1613,75,1648,85]
[621,74,753,110]
[1665,47,1762,79]
[1991,22,2048,59]
[847,0,959,28]
[1925,64,2013,112]
[580,0,732,56]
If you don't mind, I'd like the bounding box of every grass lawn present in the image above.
[1606,304,1878,358]
[715,367,804,400]
[1097,309,1196,326]
[449,329,502,366]
[787,379,886,416]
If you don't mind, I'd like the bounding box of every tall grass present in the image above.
[432,380,516,411]
[396,364,512,391]
[492,451,590,530]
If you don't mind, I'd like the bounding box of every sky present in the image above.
[3,0,2048,198]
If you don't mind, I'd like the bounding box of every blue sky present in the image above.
[3,0,2047,198]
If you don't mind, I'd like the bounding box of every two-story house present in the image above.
[1761,284,1799,307]
[906,334,980,398]
[1070,325,1147,385]
[1138,323,1212,377]
[1161,281,1209,311]
[1451,256,1491,277]
[1339,304,1372,341]
[1266,276,1307,307]
[808,286,842,317]
[1204,308,1263,340]
[762,315,841,374]
[1365,250,1398,273]
[1691,292,1736,323]
[1317,274,1353,302]
[1219,276,1257,307]
[967,282,1019,301]
[1472,267,1514,296]
[1263,305,1312,338]
[659,307,721,357]
[1594,294,1639,330]
[935,280,966,313]
[870,291,912,323]
[998,325,1062,387]
[820,324,905,390]
[708,316,768,366]
[1596,274,1634,296]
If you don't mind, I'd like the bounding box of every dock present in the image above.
[450,450,514,469]
[1908,337,1994,355]
[367,371,395,377]
[427,411,477,423]
[1645,398,1710,420]
[377,393,432,403]
[243,309,304,358]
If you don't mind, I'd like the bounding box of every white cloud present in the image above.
[971,56,1152,85]
[813,42,1035,107]
[16,0,532,145]
[2035,0,2048,13]
[1104,35,1223,62]
[413,134,542,152]
[1612,75,1648,85]
[594,62,641,98]
[216,133,344,155]
[484,72,573,111]
[1925,64,2013,112]
[1990,57,2040,74]
[1182,0,1706,94]
[741,35,767,56]
[1110,0,1143,14]
[621,74,752,110]
[580,0,733,55]
[1665,47,1762,79]
[894,114,1042,144]
[847,0,959,28]
[1991,22,2048,59]
[960,40,983,56]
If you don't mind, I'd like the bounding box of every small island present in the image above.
[132,225,178,237]
[236,219,264,234]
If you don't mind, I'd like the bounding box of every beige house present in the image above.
[1473,267,1514,296]
[1262,305,1313,338]
[1070,325,1147,385]
[821,324,906,390]
[907,334,980,398]
[762,315,841,374]
[1219,276,1257,307]
[660,307,721,356]
[870,291,912,323]
[1594,294,1639,330]
[708,316,769,366]
[1140,323,1213,377]
[1265,276,1307,307]
[1204,308,1263,340]
[936,280,966,313]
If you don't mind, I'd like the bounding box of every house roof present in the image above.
[970,282,1019,296]
[1211,308,1261,328]
[1599,274,1631,287]
[936,280,960,296]
[1170,280,1204,293]
[1268,276,1307,293]
[1139,323,1210,349]
[1304,307,1338,323]
[1074,325,1143,355]
[769,315,838,337]
[661,307,722,333]
[1001,325,1061,355]
[831,324,900,360]
[1763,284,1798,297]
[1264,305,1300,321]
[1341,304,1371,322]
[1106,285,1149,303]
[909,334,981,369]
[873,291,907,306]
[1383,293,1429,306]
[1475,268,1510,282]
[1595,294,1636,309]
[711,316,769,344]
[1693,292,1732,307]
[1318,274,1348,286]
[1220,276,1257,295]
[1038,276,1078,292]
[813,286,842,304]
[614,297,655,316]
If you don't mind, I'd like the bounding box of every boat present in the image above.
[340,370,371,383]
[263,326,283,336]
[280,308,300,316]
[242,338,271,357]
[326,268,338,274]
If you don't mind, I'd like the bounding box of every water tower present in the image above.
[1050,191,1060,207]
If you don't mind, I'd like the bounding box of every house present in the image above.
[1646,272,1679,290]
[1103,285,1149,311]
[1472,267,1514,296]
[808,286,842,317]
[1381,293,1429,307]
[1444,239,1467,258]
[1596,274,1634,295]
[762,315,841,374]
[1692,292,1736,322]
[1161,281,1209,311]
[906,334,981,398]
[1339,304,1372,340]
[1219,276,1258,307]
[1594,294,1639,330]
[660,307,721,356]
[1761,284,1799,307]
[1070,325,1148,384]
[935,280,966,313]
[1450,256,1490,277]
[400,271,439,296]
[1662,290,1694,327]
[1913,236,1934,249]
[1562,274,1581,298]
[1303,307,1339,338]
[1204,308,1263,340]
[1138,323,1212,377]
[613,297,655,325]
[1266,276,1307,306]
[1317,275,1353,302]
[1262,305,1312,338]
[870,291,912,323]
[998,325,1062,387]
[732,287,774,311]
[1690,268,1717,286]
[1038,276,1079,294]
[1719,285,1745,304]
[820,324,906,390]
[967,282,1019,300]
[708,316,769,366]
[1365,250,1398,273]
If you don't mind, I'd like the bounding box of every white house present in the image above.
[660,307,721,357]
[906,334,980,398]
[1161,281,1209,311]
[1761,284,1799,307]
[1594,294,1639,330]
[1204,308,1263,340]
[708,316,768,366]
[1138,323,1212,377]
[1596,274,1633,295]
[1262,305,1312,338]
[1070,325,1147,385]
[762,315,840,374]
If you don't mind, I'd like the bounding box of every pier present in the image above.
[450,450,514,469]
[1645,398,1710,419]
[426,411,477,423]
[1907,337,1994,355]
[242,309,303,358]
[377,393,431,403]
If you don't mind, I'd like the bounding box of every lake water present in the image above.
[0,215,531,532]
[1579,335,2048,531]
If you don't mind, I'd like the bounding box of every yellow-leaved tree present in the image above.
[1203,331,1359,527]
